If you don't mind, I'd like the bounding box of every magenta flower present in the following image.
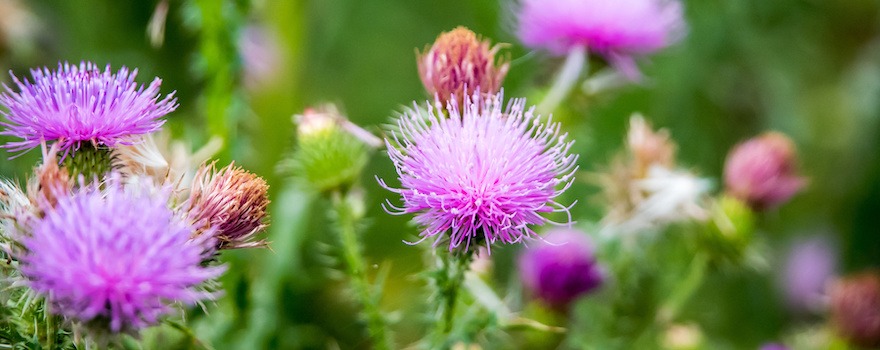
[378,92,577,251]
[20,177,223,333]
[782,235,837,312]
[518,229,604,308]
[724,132,807,210]
[0,62,177,155]
[516,0,685,78]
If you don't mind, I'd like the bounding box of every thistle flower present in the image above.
[724,132,806,210]
[781,235,837,312]
[19,177,223,333]
[518,229,603,308]
[26,143,71,212]
[417,27,509,108]
[112,131,224,190]
[516,0,685,79]
[186,162,270,251]
[829,272,880,347]
[0,61,177,155]
[759,344,789,350]
[378,92,577,251]
[597,115,709,234]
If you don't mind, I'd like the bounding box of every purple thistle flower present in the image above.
[516,0,685,78]
[378,92,577,251]
[19,176,223,333]
[518,228,604,308]
[758,343,789,350]
[0,62,177,156]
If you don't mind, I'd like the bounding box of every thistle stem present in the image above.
[332,192,392,350]
[658,253,709,324]
[429,250,472,349]
[537,45,588,115]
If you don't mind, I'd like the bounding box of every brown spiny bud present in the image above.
[186,162,270,251]
[27,144,71,212]
[417,27,509,109]
[627,114,676,177]
[829,271,880,348]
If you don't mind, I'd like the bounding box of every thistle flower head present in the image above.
[724,132,806,210]
[19,176,223,333]
[829,272,880,348]
[518,228,603,308]
[378,92,577,251]
[0,61,177,156]
[186,162,270,251]
[782,235,837,312]
[26,143,71,212]
[516,0,685,78]
[417,27,509,108]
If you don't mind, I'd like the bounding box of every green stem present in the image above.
[429,251,472,349]
[332,192,392,350]
[537,45,588,115]
[658,254,709,324]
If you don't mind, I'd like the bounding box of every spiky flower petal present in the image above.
[0,61,177,155]
[186,162,270,251]
[516,0,685,78]
[379,92,577,251]
[19,176,223,333]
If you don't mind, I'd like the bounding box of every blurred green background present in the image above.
[1,0,879,349]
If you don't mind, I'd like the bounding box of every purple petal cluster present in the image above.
[518,229,604,308]
[517,0,685,77]
[20,177,223,333]
[723,132,806,210]
[0,61,177,155]
[379,92,577,251]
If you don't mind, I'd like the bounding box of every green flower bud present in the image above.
[700,195,756,264]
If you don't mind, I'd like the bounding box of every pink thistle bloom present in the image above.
[19,177,223,333]
[516,0,685,78]
[378,92,578,251]
[0,62,177,156]
[518,228,603,309]
[724,132,807,210]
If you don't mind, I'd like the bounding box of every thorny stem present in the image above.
[537,45,588,115]
[429,250,473,349]
[332,192,392,350]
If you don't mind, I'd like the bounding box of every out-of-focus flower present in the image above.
[283,104,379,193]
[781,235,837,313]
[186,162,270,251]
[469,246,493,277]
[516,0,686,79]
[662,323,704,350]
[0,0,40,52]
[19,176,223,333]
[758,343,790,350]
[26,143,71,212]
[597,115,709,234]
[829,271,880,348]
[112,131,224,189]
[379,92,577,251]
[0,62,177,156]
[417,27,509,108]
[238,24,283,90]
[724,132,806,210]
[518,229,603,308]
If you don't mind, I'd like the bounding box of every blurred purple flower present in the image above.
[378,92,577,251]
[0,62,177,156]
[758,343,789,350]
[724,132,806,210]
[782,235,837,312]
[518,229,603,308]
[238,25,282,90]
[516,0,685,78]
[20,177,223,333]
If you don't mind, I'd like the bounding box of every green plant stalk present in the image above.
[429,250,472,349]
[658,253,709,324]
[194,0,239,160]
[332,193,392,350]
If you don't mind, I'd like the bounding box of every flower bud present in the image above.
[27,144,71,212]
[417,27,509,108]
[829,271,880,347]
[187,162,270,251]
[286,104,374,193]
[518,229,603,309]
[724,132,806,210]
[702,195,756,264]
